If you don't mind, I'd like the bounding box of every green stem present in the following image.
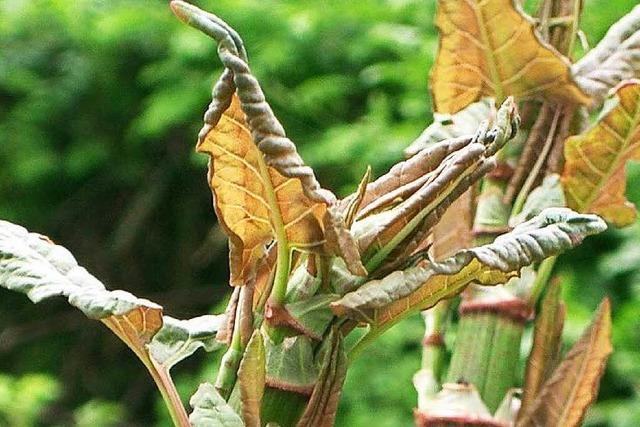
[146,359,190,427]
[511,108,561,216]
[528,256,557,306]
[261,387,309,427]
[447,313,524,413]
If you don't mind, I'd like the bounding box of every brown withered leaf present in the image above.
[238,331,265,427]
[562,80,640,227]
[430,0,590,114]
[198,95,327,285]
[517,299,612,427]
[519,279,565,419]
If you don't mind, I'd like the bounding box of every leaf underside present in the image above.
[572,5,640,104]
[332,208,606,328]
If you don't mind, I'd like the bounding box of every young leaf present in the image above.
[562,80,640,227]
[519,279,565,419]
[238,331,266,427]
[149,315,225,372]
[197,93,328,286]
[171,1,335,286]
[263,332,319,395]
[323,206,367,277]
[404,99,494,158]
[332,208,605,327]
[517,299,612,427]
[573,5,640,104]
[431,0,590,114]
[297,329,347,427]
[189,383,244,427]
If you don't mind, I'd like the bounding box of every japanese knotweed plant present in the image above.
[0,1,622,426]
[410,0,640,426]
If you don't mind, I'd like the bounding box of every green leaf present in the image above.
[238,331,266,427]
[510,174,566,226]
[284,294,340,341]
[149,315,225,372]
[404,99,495,158]
[331,208,606,327]
[263,332,319,395]
[189,383,244,427]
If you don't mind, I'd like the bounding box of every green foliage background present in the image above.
[0,0,638,425]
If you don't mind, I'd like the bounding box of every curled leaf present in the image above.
[189,383,244,427]
[297,329,347,427]
[431,0,590,113]
[323,206,367,277]
[517,299,612,427]
[404,99,495,158]
[562,80,640,226]
[519,279,565,421]
[172,1,335,286]
[332,208,606,327]
[573,5,640,104]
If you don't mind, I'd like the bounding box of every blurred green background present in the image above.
[0,0,639,425]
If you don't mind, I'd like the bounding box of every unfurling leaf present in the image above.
[352,98,519,271]
[297,329,347,427]
[198,94,327,286]
[404,99,494,158]
[517,299,612,427]
[172,1,335,286]
[431,0,590,114]
[573,5,640,103]
[238,331,266,427]
[0,220,223,371]
[332,208,605,327]
[189,383,244,427]
[562,80,640,227]
[323,206,367,277]
[519,280,565,419]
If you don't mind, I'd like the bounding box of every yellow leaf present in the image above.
[431,0,590,114]
[517,298,612,427]
[562,80,640,227]
[198,95,327,285]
